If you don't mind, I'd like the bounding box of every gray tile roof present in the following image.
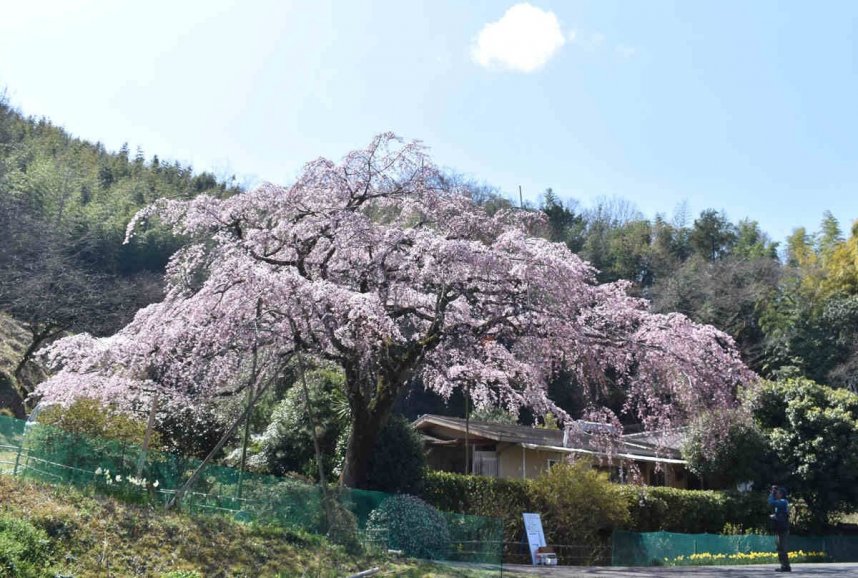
[413,414,684,460]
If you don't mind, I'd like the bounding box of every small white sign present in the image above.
[522,512,546,566]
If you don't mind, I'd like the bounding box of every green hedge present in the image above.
[618,486,769,534]
[422,471,534,540]
[422,471,770,543]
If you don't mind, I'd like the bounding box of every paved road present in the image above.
[498,562,858,577]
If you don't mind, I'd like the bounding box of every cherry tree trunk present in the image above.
[339,375,399,488]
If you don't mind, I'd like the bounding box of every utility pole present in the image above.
[519,185,523,209]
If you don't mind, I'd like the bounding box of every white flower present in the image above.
[153,480,159,488]
[95,467,102,475]
[115,475,122,482]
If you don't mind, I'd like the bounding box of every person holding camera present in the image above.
[769,485,791,572]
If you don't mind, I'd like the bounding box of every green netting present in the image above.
[0,414,503,572]
[613,530,858,566]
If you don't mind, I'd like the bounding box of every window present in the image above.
[472,450,498,477]
[546,459,559,470]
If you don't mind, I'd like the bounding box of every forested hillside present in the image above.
[538,193,858,388]
[0,93,241,413]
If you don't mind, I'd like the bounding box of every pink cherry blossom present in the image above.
[35,134,756,487]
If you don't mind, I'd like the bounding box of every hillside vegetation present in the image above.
[0,474,503,577]
[0,93,241,406]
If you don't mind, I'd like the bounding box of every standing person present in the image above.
[769,485,791,572]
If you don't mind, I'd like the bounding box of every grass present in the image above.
[0,475,514,577]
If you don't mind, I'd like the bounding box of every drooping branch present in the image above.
[36,134,755,488]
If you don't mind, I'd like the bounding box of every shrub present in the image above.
[423,470,770,542]
[682,408,771,488]
[421,471,533,542]
[211,477,324,531]
[36,398,158,447]
[27,399,159,485]
[0,514,52,578]
[531,460,629,556]
[155,402,227,460]
[617,486,769,534]
[256,366,347,481]
[365,414,426,494]
[366,495,450,559]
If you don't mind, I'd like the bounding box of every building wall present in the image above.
[425,440,692,488]
[497,444,566,480]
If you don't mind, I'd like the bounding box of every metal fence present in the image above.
[612,530,858,566]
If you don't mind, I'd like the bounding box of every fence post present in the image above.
[12,438,23,476]
[12,419,28,476]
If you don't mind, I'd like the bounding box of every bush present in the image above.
[682,409,771,488]
[27,399,160,487]
[0,514,52,578]
[36,398,158,447]
[257,366,347,481]
[155,403,226,460]
[421,471,533,542]
[617,486,769,534]
[207,476,324,531]
[366,495,450,559]
[422,470,770,543]
[364,414,426,494]
[531,460,629,555]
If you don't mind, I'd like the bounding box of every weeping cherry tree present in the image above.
[35,134,754,487]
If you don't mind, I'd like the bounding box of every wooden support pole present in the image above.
[135,391,160,478]
[166,364,275,510]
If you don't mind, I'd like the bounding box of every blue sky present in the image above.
[1,0,856,244]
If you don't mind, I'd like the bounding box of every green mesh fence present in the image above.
[0,414,503,572]
[613,530,858,566]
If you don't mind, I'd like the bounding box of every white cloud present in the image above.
[471,3,566,73]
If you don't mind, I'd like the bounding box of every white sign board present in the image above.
[522,512,546,566]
